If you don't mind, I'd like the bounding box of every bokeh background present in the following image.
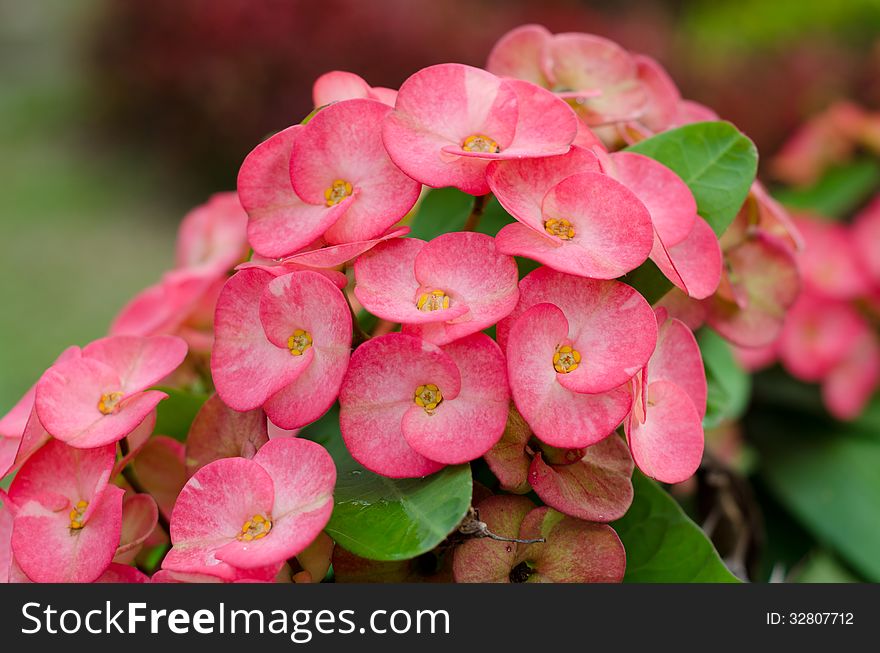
[2,0,879,582]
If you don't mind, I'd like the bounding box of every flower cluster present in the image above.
[1,24,777,583]
[739,202,880,420]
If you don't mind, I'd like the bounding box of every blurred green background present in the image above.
[2,0,879,582]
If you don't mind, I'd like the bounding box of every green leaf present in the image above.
[327,465,473,561]
[774,158,880,219]
[752,411,880,581]
[613,471,740,582]
[626,121,758,237]
[299,403,474,561]
[698,327,751,428]
[407,188,513,240]
[621,259,674,305]
[153,387,209,442]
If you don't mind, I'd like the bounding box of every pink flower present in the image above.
[176,192,250,275]
[212,268,352,429]
[35,335,187,448]
[500,267,657,448]
[626,309,706,484]
[853,195,880,285]
[238,98,421,259]
[793,214,869,301]
[487,147,654,279]
[778,292,868,382]
[382,63,577,195]
[339,332,509,478]
[353,231,519,345]
[486,24,647,126]
[703,232,801,348]
[313,71,397,107]
[7,439,123,582]
[162,438,335,582]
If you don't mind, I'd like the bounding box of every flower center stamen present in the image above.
[544,218,576,240]
[238,514,273,542]
[462,134,500,154]
[416,289,451,312]
[98,392,124,415]
[414,384,443,413]
[69,500,88,530]
[288,329,313,356]
[324,179,353,206]
[553,345,581,374]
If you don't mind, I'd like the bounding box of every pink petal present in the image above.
[185,394,268,477]
[282,226,409,269]
[9,438,116,512]
[339,334,460,477]
[528,434,634,522]
[112,410,157,477]
[778,293,868,382]
[133,436,187,520]
[383,63,518,195]
[498,267,657,394]
[853,196,880,285]
[649,315,707,417]
[548,33,647,125]
[12,484,124,583]
[823,330,880,420]
[507,303,632,448]
[608,151,695,247]
[238,125,346,258]
[627,55,681,134]
[96,563,150,583]
[704,233,801,348]
[114,493,159,564]
[500,79,577,157]
[212,269,314,411]
[402,333,508,464]
[313,71,372,106]
[486,24,554,87]
[794,215,869,300]
[487,146,601,233]
[482,406,533,493]
[176,192,249,273]
[290,99,421,244]
[0,346,80,439]
[626,380,704,483]
[651,215,723,300]
[84,335,187,394]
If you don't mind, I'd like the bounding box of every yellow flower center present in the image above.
[69,500,88,530]
[288,329,313,356]
[238,514,273,542]
[414,384,443,413]
[98,392,124,415]
[462,134,500,154]
[416,289,451,312]
[544,218,576,240]
[553,345,581,374]
[324,179,353,206]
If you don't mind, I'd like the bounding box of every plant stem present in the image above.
[118,438,172,536]
[344,290,370,347]
[463,194,489,232]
